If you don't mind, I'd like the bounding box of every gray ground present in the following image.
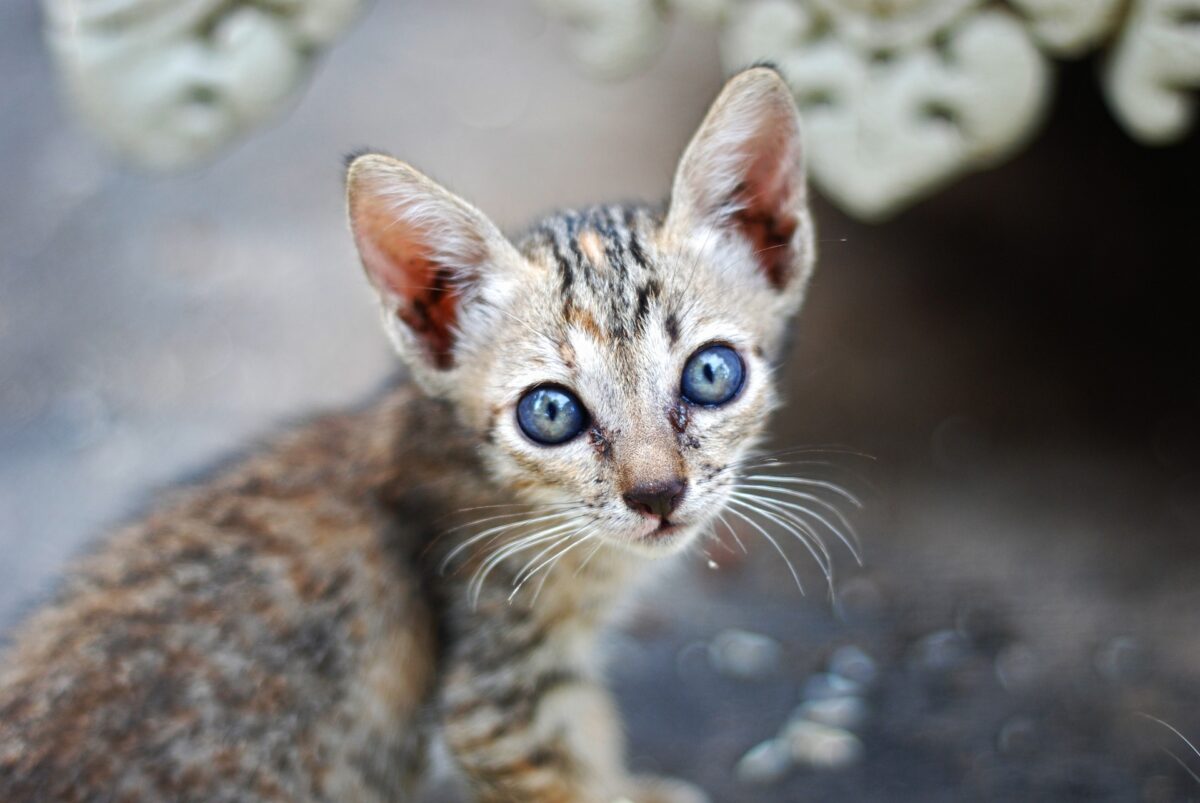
[2,1,1199,800]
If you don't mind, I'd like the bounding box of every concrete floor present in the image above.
[2,1,1199,800]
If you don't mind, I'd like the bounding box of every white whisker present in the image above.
[724,503,805,594]
[741,474,864,508]
[715,510,747,554]
[468,520,582,604]
[735,483,862,563]
[448,500,574,519]
[442,508,557,536]
[441,509,575,571]
[741,445,876,461]
[1164,749,1200,786]
[502,534,576,604]
[729,494,832,584]
[574,539,606,576]
[512,528,584,586]
[1139,713,1200,762]
[516,530,597,604]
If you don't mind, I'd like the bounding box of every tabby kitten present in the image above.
[0,67,815,802]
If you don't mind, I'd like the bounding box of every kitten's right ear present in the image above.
[666,67,813,297]
[346,154,520,386]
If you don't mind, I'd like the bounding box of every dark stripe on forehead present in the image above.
[622,207,651,272]
[547,234,574,298]
[633,279,659,334]
[519,204,665,341]
[562,212,588,278]
[664,310,680,344]
[591,207,626,279]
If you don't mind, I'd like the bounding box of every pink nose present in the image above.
[623,479,687,519]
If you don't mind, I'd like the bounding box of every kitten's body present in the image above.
[0,70,816,802]
[0,383,655,801]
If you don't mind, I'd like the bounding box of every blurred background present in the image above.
[2,0,1200,800]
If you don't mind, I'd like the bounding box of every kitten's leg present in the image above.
[439,641,706,803]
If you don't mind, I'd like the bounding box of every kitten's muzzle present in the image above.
[623,479,687,520]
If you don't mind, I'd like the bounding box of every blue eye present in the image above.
[681,344,745,406]
[517,386,588,445]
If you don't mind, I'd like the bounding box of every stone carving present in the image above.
[42,0,362,170]
[542,0,1200,219]
[1105,0,1200,143]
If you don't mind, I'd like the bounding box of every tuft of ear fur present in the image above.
[667,67,813,294]
[346,154,520,384]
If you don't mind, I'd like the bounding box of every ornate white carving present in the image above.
[543,0,1200,219]
[535,0,669,78]
[1008,0,1124,54]
[42,0,362,170]
[805,0,982,51]
[1105,0,1200,143]
[725,2,1049,218]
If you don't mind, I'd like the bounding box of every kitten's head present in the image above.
[346,68,814,556]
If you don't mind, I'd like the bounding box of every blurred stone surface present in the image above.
[828,644,878,687]
[803,672,863,701]
[734,739,792,786]
[794,696,868,730]
[708,628,784,680]
[784,719,863,770]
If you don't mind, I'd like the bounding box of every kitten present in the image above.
[0,67,815,802]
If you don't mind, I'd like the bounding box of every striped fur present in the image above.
[0,68,812,802]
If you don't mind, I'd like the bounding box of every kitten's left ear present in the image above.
[666,67,814,296]
[346,154,523,393]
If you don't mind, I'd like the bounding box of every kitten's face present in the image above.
[347,68,814,556]
[455,207,801,555]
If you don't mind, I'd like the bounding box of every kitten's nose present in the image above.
[623,479,687,519]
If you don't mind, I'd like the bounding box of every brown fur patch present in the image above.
[732,202,797,290]
[577,229,606,268]
[397,260,460,370]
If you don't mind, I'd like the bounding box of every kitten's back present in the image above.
[0,387,451,802]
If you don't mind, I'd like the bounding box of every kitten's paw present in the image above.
[618,774,710,803]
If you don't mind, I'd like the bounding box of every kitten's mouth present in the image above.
[642,518,682,539]
[623,516,700,554]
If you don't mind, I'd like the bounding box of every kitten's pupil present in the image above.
[703,364,715,384]
[547,402,558,421]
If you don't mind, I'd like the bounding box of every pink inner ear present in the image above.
[395,258,460,371]
[730,134,798,290]
[355,206,462,370]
